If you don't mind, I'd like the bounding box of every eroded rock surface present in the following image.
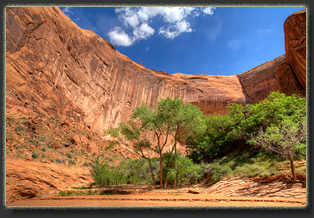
[6,7,307,136]
[237,55,286,104]
[6,157,93,203]
[284,9,306,90]
[6,7,248,136]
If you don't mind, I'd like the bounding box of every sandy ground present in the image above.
[6,192,306,208]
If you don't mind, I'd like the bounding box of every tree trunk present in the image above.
[287,152,296,183]
[174,140,177,189]
[148,159,156,188]
[159,154,163,189]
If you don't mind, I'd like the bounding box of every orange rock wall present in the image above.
[6,7,247,136]
[6,7,306,136]
[284,9,306,90]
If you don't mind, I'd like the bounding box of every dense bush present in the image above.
[187,92,306,162]
[160,153,202,187]
[118,157,159,185]
[210,164,233,182]
[91,157,126,187]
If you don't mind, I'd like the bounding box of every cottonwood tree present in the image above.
[106,120,157,188]
[131,101,173,188]
[158,97,206,188]
[107,97,206,189]
[250,119,306,182]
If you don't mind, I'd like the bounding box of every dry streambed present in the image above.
[6,180,307,207]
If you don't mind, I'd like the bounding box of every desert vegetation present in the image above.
[99,91,306,189]
[6,91,306,195]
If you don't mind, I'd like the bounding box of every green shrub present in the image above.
[59,191,74,196]
[14,126,24,132]
[55,159,62,163]
[68,160,76,166]
[233,162,277,178]
[91,157,126,187]
[32,153,38,159]
[161,153,202,186]
[99,190,113,195]
[41,147,46,152]
[210,164,233,182]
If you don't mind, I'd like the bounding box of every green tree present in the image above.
[162,152,201,187]
[131,98,206,188]
[249,119,306,182]
[106,120,157,187]
[108,97,206,189]
[158,98,206,188]
[187,91,306,163]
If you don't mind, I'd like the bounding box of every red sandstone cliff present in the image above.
[6,7,247,136]
[6,7,306,135]
[275,9,306,97]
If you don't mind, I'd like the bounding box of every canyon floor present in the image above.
[6,193,306,208]
[6,182,307,208]
[5,111,307,208]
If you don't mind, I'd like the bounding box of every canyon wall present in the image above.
[275,9,306,97]
[6,7,306,136]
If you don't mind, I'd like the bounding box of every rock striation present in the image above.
[6,7,306,135]
[6,157,93,203]
[237,55,286,104]
[283,9,306,91]
[6,7,247,136]
[274,9,306,97]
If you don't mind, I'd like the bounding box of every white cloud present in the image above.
[227,39,241,50]
[159,20,192,39]
[62,7,74,16]
[133,23,155,40]
[202,7,215,15]
[108,27,134,47]
[176,20,192,33]
[124,14,140,27]
[109,7,216,46]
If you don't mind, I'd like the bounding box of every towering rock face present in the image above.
[6,7,247,135]
[237,55,286,104]
[238,9,306,102]
[283,9,306,91]
[6,7,306,136]
[274,9,306,98]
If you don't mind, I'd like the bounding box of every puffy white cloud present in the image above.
[124,14,140,27]
[108,27,134,47]
[202,7,215,15]
[109,7,216,46]
[176,20,192,33]
[133,23,155,40]
[159,20,192,39]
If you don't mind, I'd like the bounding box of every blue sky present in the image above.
[60,6,305,76]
